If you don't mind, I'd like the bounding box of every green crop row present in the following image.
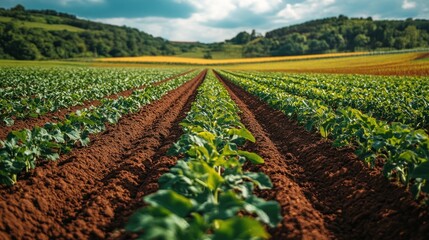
[227,71,429,129]
[126,71,281,239]
[0,67,185,126]
[217,70,429,204]
[0,70,199,185]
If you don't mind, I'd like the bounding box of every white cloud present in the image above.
[276,0,336,21]
[237,0,282,14]
[90,0,429,42]
[178,0,282,23]
[94,16,244,42]
[402,0,416,9]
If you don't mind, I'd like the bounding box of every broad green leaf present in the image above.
[238,151,264,164]
[213,217,270,240]
[245,197,282,227]
[197,131,216,142]
[201,161,224,191]
[228,128,256,143]
[320,126,328,138]
[244,172,273,189]
[144,190,194,217]
[411,162,429,180]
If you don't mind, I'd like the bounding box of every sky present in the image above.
[1,0,428,42]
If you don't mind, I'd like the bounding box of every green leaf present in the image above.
[411,162,429,180]
[228,128,256,143]
[4,117,14,126]
[213,217,270,240]
[398,150,418,163]
[244,172,273,189]
[144,190,194,217]
[197,131,216,142]
[410,182,422,199]
[216,191,244,219]
[245,196,282,227]
[320,126,328,138]
[238,151,264,164]
[200,161,224,191]
[222,143,237,156]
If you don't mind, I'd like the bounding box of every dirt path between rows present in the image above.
[0,70,194,140]
[216,72,429,240]
[0,70,205,240]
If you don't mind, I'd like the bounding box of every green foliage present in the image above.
[0,70,198,185]
[243,15,429,57]
[218,70,429,204]
[0,67,184,125]
[127,71,281,239]
[0,6,181,59]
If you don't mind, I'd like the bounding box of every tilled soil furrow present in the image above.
[58,71,205,239]
[0,71,205,240]
[0,70,194,140]
[105,76,202,240]
[216,74,333,239]
[219,74,429,240]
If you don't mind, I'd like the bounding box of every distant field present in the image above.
[3,51,428,76]
[0,16,84,32]
[222,52,429,76]
[97,51,429,76]
[99,51,368,65]
[175,44,243,59]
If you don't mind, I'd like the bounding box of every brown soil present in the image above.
[216,72,429,240]
[1,69,428,240]
[0,70,194,140]
[0,70,205,240]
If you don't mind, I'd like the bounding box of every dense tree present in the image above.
[229,31,252,44]
[242,15,429,56]
[0,5,181,59]
[1,6,429,60]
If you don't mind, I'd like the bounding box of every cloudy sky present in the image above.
[1,0,428,42]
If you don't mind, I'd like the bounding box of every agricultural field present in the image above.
[1,52,429,240]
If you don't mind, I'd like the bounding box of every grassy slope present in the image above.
[0,16,84,32]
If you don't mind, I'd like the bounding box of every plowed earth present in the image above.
[1,70,428,240]
[0,71,205,240]
[0,70,194,140]
[216,72,429,240]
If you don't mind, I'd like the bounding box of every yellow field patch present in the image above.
[98,52,368,65]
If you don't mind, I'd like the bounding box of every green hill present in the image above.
[0,5,178,60]
[231,15,429,57]
[1,4,428,60]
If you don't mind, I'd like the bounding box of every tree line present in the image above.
[0,5,178,60]
[228,15,429,57]
[1,5,428,60]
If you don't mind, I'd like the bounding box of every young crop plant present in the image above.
[217,70,429,204]
[126,71,281,240]
[0,71,200,185]
[0,67,185,126]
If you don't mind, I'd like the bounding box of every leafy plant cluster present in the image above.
[0,67,184,126]
[229,71,429,129]
[218,70,429,203]
[0,70,199,185]
[126,71,281,239]
[240,16,429,57]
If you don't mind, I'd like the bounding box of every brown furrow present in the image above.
[216,73,332,240]
[0,70,194,140]
[0,70,205,240]
[217,72,429,240]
